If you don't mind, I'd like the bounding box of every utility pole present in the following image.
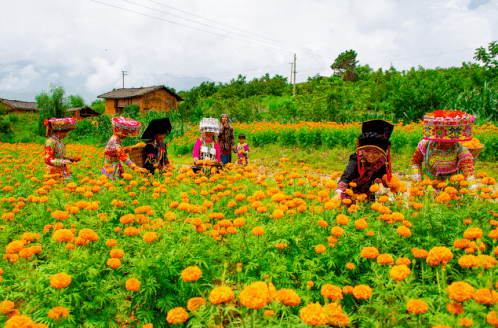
[293,54,297,96]
[122,71,128,89]
[289,62,293,85]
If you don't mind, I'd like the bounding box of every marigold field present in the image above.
[1,138,498,328]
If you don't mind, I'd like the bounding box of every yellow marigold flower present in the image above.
[233,218,245,227]
[51,210,69,221]
[463,227,483,240]
[106,239,118,247]
[407,299,428,314]
[0,300,15,314]
[110,249,124,259]
[447,302,464,314]
[107,258,121,269]
[343,286,354,294]
[275,288,301,306]
[166,307,188,324]
[458,318,473,327]
[252,227,264,237]
[50,273,71,289]
[5,315,34,328]
[5,240,24,254]
[264,310,275,317]
[239,281,272,309]
[476,255,498,269]
[78,228,99,242]
[299,302,329,326]
[458,255,476,268]
[346,263,355,270]
[377,254,394,266]
[272,209,284,219]
[448,281,474,302]
[324,302,349,326]
[315,244,326,254]
[320,284,343,301]
[427,246,453,266]
[352,285,372,300]
[474,288,498,305]
[396,226,411,238]
[47,306,69,319]
[355,219,368,230]
[396,257,411,266]
[181,266,202,282]
[390,265,411,281]
[125,278,141,292]
[318,220,328,228]
[336,214,349,225]
[142,232,158,243]
[454,239,471,249]
[209,286,235,304]
[411,248,428,258]
[488,311,498,327]
[275,243,288,249]
[360,247,379,259]
[370,184,380,193]
[367,231,375,237]
[331,226,344,237]
[187,297,206,312]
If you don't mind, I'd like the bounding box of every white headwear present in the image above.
[199,117,220,135]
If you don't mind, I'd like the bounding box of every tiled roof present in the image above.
[67,106,101,115]
[97,85,184,101]
[0,98,38,110]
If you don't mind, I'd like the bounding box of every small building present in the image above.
[67,106,101,120]
[0,98,38,114]
[97,86,184,115]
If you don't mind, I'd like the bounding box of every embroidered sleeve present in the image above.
[411,141,426,179]
[144,144,156,172]
[193,139,202,159]
[214,142,221,163]
[116,143,136,169]
[44,140,63,167]
[457,146,475,180]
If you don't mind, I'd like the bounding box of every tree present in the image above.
[91,99,106,114]
[68,95,86,108]
[474,41,498,72]
[36,84,68,136]
[331,50,359,82]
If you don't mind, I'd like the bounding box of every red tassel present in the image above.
[387,145,392,182]
[357,140,365,177]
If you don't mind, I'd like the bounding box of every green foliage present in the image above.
[474,40,498,73]
[331,49,359,82]
[91,99,106,114]
[36,84,68,136]
[68,95,86,108]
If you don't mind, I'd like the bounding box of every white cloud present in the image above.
[0,64,40,90]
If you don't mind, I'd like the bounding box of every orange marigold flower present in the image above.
[239,281,272,309]
[110,249,124,259]
[458,255,476,268]
[331,226,344,237]
[315,244,326,254]
[463,227,483,240]
[125,278,141,292]
[488,311,498,327]
[406,299,428,314]
[209,285,235,304]
[47,306,69,319]
[320,284,343,301]
[318,220,328,228]
[377,254,394,266]
[106,239,118,247]
[396,257,411,266]
[0,300,15,314]
[299,302,329,326]
[5,240,24,254]
[107,258,121,269]
[275,288,301,306]
[336,214,349,225]
[252,226,264,237]
[342,286,354,294]
[411,248,428,258]
[346,263,355,270]
[447,302,464,314]
[447,281,474,302]
[51,210,69,221]
[355,219,368,230]
[264,310,275,317]
[143,232,158,243]
[187,297,206,312]
[166,307,188,324]
[390,265,411,281]
[427,246,453,266]
[396,226,411,238]
[474,288,498,305]
[52,229,73,243]
[353,285,372,300]
[360,247,379,259]
[50,273,71,289]
[181,266,202,282]
[454,239,471,249]
[5,315,34,328]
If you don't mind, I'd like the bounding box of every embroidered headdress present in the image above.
[423,110,475,142]
[44,118,77,137]
[141,118,172,140]
[199,117,220,135]
[112,116,141,138]
[357,119,394,181]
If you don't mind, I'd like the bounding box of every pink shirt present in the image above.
[193,138,221,163]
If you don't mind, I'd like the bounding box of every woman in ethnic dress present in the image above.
[142,118,172,174]
[192,117,221,172]
[102,116,148,180]
[334,120,397,203]
[218,114,234,165]
[44,118,79,181]
[411,110,476,191]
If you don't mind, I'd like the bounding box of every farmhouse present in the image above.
[67,106,101,120]
[0,98,38,114]
[97,86,183,115]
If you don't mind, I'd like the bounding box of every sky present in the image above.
[0,0,496,104]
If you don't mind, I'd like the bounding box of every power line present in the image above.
[90,0,327,58]
[129,64,289,77]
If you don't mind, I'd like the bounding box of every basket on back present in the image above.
[467,146,484,159]
[129,143,147,168]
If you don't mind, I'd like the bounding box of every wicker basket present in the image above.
[129,144,147,168]
[467,146,484,159]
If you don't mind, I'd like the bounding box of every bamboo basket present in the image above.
[129,143,147,168]
[467,146,484,159]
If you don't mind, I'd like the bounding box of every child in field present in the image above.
[102,116,148,180]
[44,118,80,182]
[333,120,397,203]
[235,134,250,165]
[411,110,476,191]
[192,118,221,171]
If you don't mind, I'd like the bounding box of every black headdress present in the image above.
[356,120,394,181]
[141,118,172,140]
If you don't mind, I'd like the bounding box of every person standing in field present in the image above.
[44,118,80,182]
[218,113,234,165]
[235,134,250,165]
[333,120,397,204]
[102,116,148,180]
[142,118,172,174]
[192,117,221,172]
[411,110,477,191]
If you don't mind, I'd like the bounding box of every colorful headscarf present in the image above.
[112,116,141,138]
[45,118,77,137]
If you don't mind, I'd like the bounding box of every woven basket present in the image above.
[467,146,484,159]
[129,144,147,168]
